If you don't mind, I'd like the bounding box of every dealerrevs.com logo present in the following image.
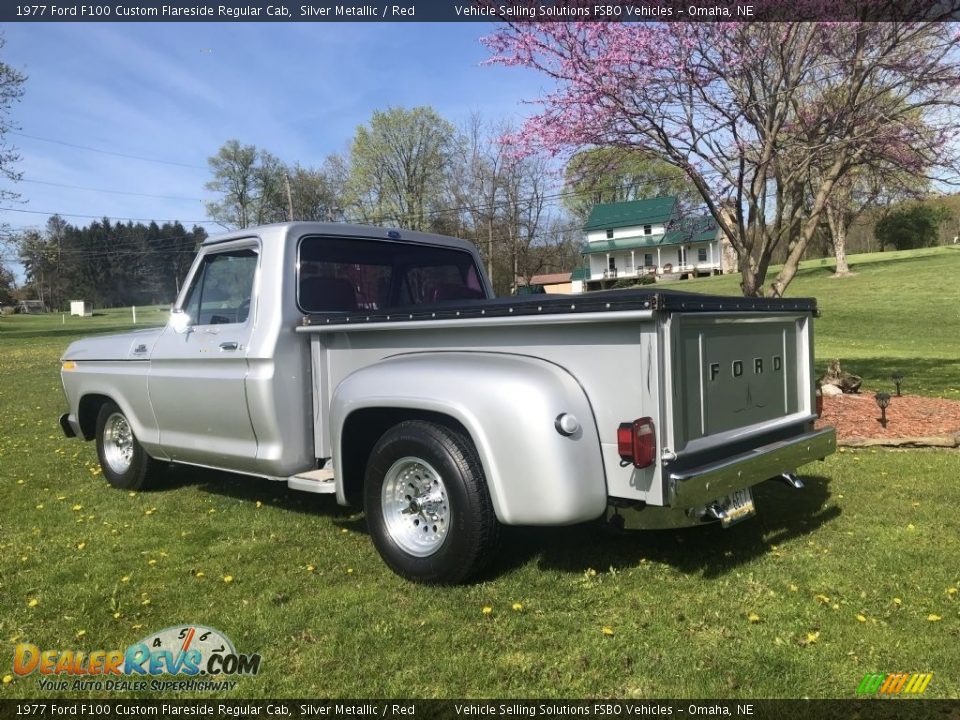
[856,672,933,697]
[13,625,261,692]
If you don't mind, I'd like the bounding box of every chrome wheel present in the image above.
[381,456,451,557]
[102,412,134,475]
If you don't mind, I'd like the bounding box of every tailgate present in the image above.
[664,311,814,457]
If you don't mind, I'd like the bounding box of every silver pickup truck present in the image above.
[59,222,835,583]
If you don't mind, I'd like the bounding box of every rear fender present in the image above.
[331,352,607,526]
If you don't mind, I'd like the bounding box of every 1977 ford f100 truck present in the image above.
[59,222,836,583]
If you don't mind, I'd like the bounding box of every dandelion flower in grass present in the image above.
[512,603,523,612]
[601,627,614,637]
[893,598,902,606]
[223,575,234,584]
[75,630,86,639]
[195,571,205,578]
[482,606,493,615]
[256,501,262,509]
[927,614,942,622]
[2,674,12,684]
[747,612,761,623]
[856,614,867,623]
[306,565,316,573]
[147,559,156,566]
[72,504,82,511]
[76,542,86,550]
[141,598,151,606]
[815,594,831,605]
[35,504,43,510]
[112,612,121,619]
[802,631,820,646]
[346,568,353,575]
[948,588,958,598]
[120,576,130,583]
[27,598,38,608]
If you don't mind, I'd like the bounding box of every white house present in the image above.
[580,196,729,291]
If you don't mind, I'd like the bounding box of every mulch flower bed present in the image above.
[815,392,960,446]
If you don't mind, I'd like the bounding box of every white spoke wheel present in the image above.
[95,401,159,490]
[364,420,500,584]
[102,412,134,475]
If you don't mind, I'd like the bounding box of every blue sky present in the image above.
[1,22,547,271]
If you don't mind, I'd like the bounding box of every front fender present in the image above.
[331,352,607,526]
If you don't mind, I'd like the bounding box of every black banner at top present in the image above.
[2,0,959,22]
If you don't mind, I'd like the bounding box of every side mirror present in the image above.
[170,308,192,334]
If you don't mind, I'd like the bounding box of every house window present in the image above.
[643,225,652,235]
[644,253,654,267]
[608,256,617,271]
[697,247,708,263]
[606,228,614,239]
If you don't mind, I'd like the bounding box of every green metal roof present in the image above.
[583,196,677,231]
[582,214,720,255]
[570,266,590,281]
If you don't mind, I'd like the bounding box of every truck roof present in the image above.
[203,221,480,254]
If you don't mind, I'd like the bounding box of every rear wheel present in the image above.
[364,420,499,584]
[95,401,159,490]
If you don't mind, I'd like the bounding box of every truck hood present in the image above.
[62,327,165,362]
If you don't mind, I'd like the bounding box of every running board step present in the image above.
[287,468,336,494]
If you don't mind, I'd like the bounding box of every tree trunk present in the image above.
[826,202,851,276]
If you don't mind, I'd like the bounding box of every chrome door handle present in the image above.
[219,342,239,351]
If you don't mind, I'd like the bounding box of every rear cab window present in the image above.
[297,237,485,313]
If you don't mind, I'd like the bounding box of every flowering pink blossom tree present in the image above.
[484,22,960,297]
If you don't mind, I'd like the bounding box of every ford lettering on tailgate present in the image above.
[672,314,807,448]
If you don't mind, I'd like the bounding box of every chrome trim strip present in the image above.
[667,427,836,507]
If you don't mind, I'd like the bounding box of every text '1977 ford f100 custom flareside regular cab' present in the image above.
[59,222,836,583]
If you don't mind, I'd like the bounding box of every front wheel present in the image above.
[95,401,160,490]
[364,420,500,584]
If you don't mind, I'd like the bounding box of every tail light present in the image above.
[617,417,656,468]
[815,382,824,418]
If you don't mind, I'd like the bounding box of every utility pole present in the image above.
[284,173,294,222]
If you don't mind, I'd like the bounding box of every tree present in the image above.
[562,148,700,223]
[0,262,15,305]
[204,140,261,229]
[344,106,455,231]
[875,204,952,251]
[485,22,960,297]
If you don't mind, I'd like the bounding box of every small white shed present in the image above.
[70,301,92,317]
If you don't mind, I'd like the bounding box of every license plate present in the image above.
[720,487,756,528]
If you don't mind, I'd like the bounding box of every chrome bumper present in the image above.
[666,427,836,508]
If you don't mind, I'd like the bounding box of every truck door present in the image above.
[148,243,260,470]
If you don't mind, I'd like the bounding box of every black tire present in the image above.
[95,401,160,490]
[364,420,500,584]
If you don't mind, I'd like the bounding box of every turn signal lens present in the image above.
[61,361,77,371]
[617,417,656,468]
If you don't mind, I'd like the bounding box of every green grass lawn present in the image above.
[1,254,958,699]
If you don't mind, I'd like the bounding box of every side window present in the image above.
[181,249,258,325]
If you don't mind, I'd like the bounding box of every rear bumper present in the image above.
[666,427,836,507]
[59,413,79,439]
